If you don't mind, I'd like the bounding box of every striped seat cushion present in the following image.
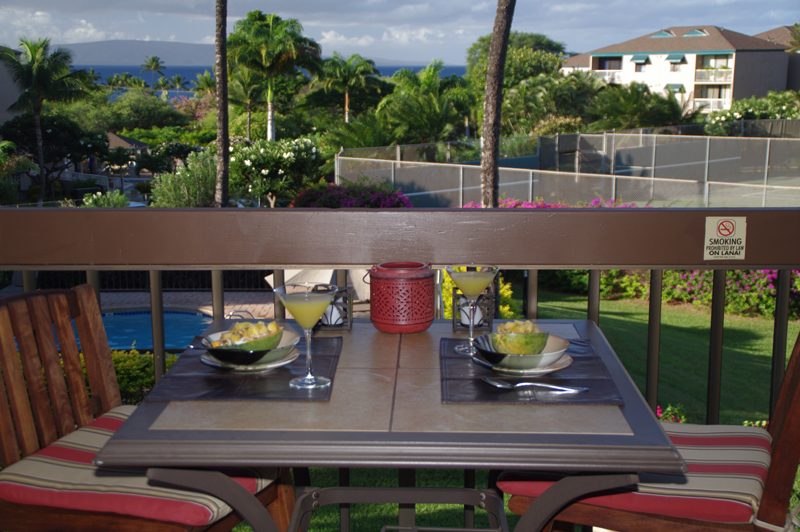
[498,421,772,524]
[0,406,279,527]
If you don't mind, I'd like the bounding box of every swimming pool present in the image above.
[102,310,213,350]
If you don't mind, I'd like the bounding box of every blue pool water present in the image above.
[102,311,213,350]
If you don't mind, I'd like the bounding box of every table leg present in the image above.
[147,468,279,532]
[513,474,639,532]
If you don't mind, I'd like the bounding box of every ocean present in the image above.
[76,64,469,89]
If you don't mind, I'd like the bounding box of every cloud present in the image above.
[319,30,376,47]
[471,2,491,13]
[381,27,444,44]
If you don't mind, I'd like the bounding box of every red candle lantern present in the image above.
[367,262,435,334]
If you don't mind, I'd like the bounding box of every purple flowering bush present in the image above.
[662,269,800,319]
[291,181,413,209]
[462,197,640,209]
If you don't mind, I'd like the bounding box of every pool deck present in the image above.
[0,284,370,319]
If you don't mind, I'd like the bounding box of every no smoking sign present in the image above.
[704,217,747,260]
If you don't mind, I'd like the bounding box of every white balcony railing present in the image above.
[695,69,733,83]
[591,70,624,84]
[693,98,732,112]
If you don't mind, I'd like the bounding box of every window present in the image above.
[697,54,731,69]
[698,85,731,99]
[670,63,681,72]
[596,57,622,70]
[636,63,646,72]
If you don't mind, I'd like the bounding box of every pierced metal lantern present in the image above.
[368,262,435,334]
[451,285,494,332]
[319,286,353,332]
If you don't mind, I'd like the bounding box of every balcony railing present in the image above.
[1,208,797,423]
[693,98,732,112]
[695,69,733,83]
[591,70,624,84]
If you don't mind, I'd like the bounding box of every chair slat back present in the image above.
[0,285,121,467]
[756,330,800,528]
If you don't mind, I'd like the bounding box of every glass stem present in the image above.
[303,328,315,379]
[467,299,477,348]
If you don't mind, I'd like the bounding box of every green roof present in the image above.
[630,53,650,63]
[666,53,685,63]
[683,29,709,37]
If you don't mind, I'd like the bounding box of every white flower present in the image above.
[261,169,268,175]
[87,144,92,148]
[244,160,251,166]
[46,129,52,133]
[230,157,236,162]
[278,169,284,175]
[312,154,316,159]
[260,148,265,153]
[312,147,316,153]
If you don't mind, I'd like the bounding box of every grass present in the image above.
[232,291,800,532]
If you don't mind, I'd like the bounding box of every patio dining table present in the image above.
[95,319,687,532]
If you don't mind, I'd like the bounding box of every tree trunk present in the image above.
[246,106,252,141]
[267,101,275,141]
[480,0,516,208]
[33,108,46,207]
[345,91,350,123]
[214,0,229,208]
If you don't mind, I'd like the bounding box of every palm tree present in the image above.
[141,56,165,87]
[315,52,380,123]
[228,11,321,141]
[215,0,229,208]
[587,82,673,131]
[481,0,517,208]
[105,73,124,96]
[192,70,216,97]
[168,74,189,98]
[0,37,87,205]
[228,69,265,140]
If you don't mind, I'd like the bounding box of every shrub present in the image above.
[230,137,323,206]
[110,349,178,405]
[150,150,216,208]
[81,189,128,208]
[292,179,413,209]
[657,404,688,423]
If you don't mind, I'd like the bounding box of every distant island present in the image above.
[56,40,436,67]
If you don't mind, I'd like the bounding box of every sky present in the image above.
[0,0,798,65]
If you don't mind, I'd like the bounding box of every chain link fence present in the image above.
[338,120,800,208]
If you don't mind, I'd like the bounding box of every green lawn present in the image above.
[233,292,800,532]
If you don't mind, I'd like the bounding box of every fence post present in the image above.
[525,269,538,320]
[273,270,285,319]
[575,132,580,182]
[646,270,663,412]
[212,269,224,321]
[651,135,657,201]
[334,149,340,184]
[763,138,771,207]
[391,161,396,187]
[446,142,451,164]
[459,165,464,207]
[149,270,166,383]
[704,137,711,207]
[587,270,600,325]
[707,270,726,424]
[529,170,534,202]
[86,270,101,309]
[770,270,791,418]
[396,145,401,162]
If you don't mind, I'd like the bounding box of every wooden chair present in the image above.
[0,284,295,532]
[498,329,800,532]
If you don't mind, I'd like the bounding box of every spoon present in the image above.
[482,377,588,394]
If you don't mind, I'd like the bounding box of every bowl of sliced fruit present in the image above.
[196,321,300,366]
[474,320,569,370]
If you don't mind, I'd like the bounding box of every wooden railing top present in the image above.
[1,207,798,271]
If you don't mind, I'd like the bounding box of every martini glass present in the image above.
[274,283,337,389]
[446,265,499,355]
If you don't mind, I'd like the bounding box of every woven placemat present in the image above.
[146,337,343,403]
[440,338,623,405]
